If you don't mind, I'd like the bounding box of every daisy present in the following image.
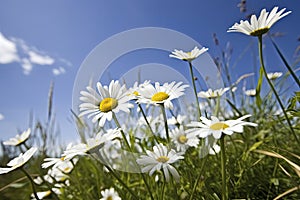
[62,129,120,160]
[127,80,151,99]
[42,143,73,169]
[137,81,189,109]
[198,136,221,158]
[31,188,61,200]
[0,147,37,174]
[3,128,31,146]
[267,72,283,80]
[187,115,257,139]
[169,46,208,62]
[100,188,121,200]
[31,191,51,200]
[244,89,256,97]
[167,114,187,126]
[227,7,291,36]
[48,161,74,182]
[136,143,184,182]
[170,126,199,152]
[79,80,133,127]
[198,87,230,99]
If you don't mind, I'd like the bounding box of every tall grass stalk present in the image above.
[20,168,40,200]
[188,61,202,119]
[257,35,299,144]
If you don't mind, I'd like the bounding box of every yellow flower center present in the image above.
[151,92,169,102]
[178,135,188,144]
[64,167,71,173]
[60,156,66,161]
[250,27,269,36]
[156,156,169,163]
[107,196,113,200]
[133,91,139,96]
[210,122,229,130]
[99,98,118,112]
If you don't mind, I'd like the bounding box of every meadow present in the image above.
[0,6,299,200]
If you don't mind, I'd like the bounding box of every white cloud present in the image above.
[21,58,33,75]
[53,67,66,76]
[0,32,71,75]
[28,51,55,65]
[0,33,19,64]
[0,113,4,120]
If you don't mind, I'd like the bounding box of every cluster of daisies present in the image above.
[0,6,291,200]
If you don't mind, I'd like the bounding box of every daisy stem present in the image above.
[20,167,40,200]
[23,142,30,150]
[257,35,299,144]
[160,176,166,200]
[160,104,170,143]
[105,165,140,200]
[213,96,221,117]
[188,61,201,119]
[112,113,132,151]
[110,114,155,200]
[220,135,227,200]
[189,155,208,200]
[138,104,159,143]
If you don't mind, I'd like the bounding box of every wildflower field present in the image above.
[1,5,300,200]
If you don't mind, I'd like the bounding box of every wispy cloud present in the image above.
[0,33,19,64]
[53,67,66,76]
[0,113,4,121]
[0,32,71,75]
[28,51,55,65]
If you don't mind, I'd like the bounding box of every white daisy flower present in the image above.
[127,80,151,99]
[169,46,209,62]
[198,136,221,158]
[100,188,121,200]
[198,87,230,99]
[31,191,51,200]
[79,80,133,127]
[136,143,184,182]
[228,7,291,36]
[62,129,120,160]
[167,114,187,126]
[244,89,256,97]
[3,128,31,146]
[42,143,73,169]
[170,126,199,152]
[267,72,283,80]
[0,147,37,174]
[137,81,189,109]
[47,160,75,182]
[31,188,61,200]
[187,115,257,139]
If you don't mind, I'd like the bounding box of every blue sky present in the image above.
[0,0,299,144]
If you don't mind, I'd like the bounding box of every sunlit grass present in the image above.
[1,5,300,200]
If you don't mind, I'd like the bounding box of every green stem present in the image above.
[20,168,40,200]
[160,104,170,143]
[138,104,159,143]
[111,113,154,200]
[22,142,30,150]
[220,135,227,200]
[258,35,299,144]
[213,96,221,117]
[160,176,166,200]
[106,165,139,199]
[112,113,132,151]
[189,155,208,200]
[188,61,201,119]
[270,36,300,88]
